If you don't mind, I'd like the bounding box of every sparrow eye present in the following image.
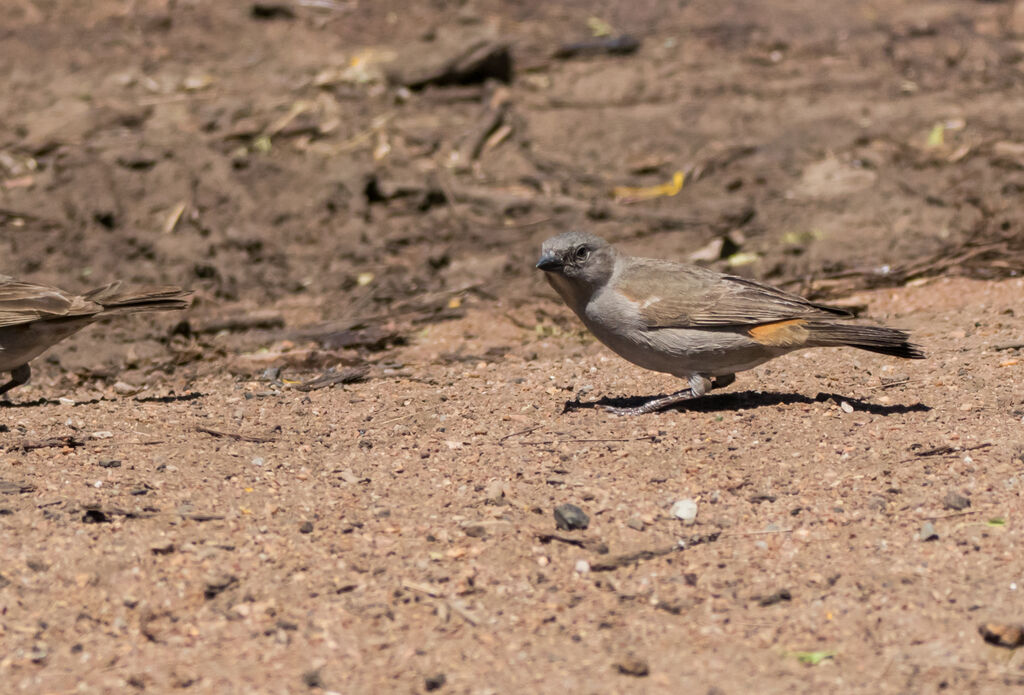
[574,246,590,263]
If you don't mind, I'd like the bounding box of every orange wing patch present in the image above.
[748,319,810,347]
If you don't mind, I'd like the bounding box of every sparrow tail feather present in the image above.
[805,321,925,359]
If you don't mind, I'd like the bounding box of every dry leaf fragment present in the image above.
[613,171,684,204]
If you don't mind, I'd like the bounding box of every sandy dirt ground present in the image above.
[2,1,1024,693]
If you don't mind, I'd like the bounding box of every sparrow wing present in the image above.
[0,278,100,327]
[617,258,851,329]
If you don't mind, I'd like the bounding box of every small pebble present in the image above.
[301,669,323,688]
[920,521,939,541]
[252,457,265,466]
[943,491,970,511]
[613,653,649,677]
[150,542,175,555]
[203,574,239,600]
[575,559,590,574]
[29,643,48,664]
[839,401,854,413]
[299,521,314,534]
[484,480,507,505]
[625,518,645,532]
[463,523,487,538]
[758,588,792,606]
[670,498,698,523]
[112,381,139,395]
[424,673,446,691]
[554,503,589,531]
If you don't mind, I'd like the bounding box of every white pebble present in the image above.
[671,498,698,522]
[574,560,590,574]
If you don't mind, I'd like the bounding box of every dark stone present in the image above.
[463,524,487,538]
[943,491,970,511]
[553,503,589,531]
[301,669,323,688]
[613,654,649,677]
[758,588,792,606]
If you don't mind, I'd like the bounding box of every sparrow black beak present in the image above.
[536,253,563,272]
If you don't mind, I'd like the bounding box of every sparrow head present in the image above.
[536,231,616,289]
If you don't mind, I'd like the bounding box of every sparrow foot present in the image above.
[601,374,736,416]
[603,387,697,416]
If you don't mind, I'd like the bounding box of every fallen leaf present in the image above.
[587,17,613,37]
[793,650,835,665]
[926,123,944,149]
[727,251,760,267]
[613,171,684,204]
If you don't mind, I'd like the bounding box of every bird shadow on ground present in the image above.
[564,390,930,415]
[0,392,204,409]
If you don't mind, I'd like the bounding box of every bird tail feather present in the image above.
[805,321,925,359]
[85,282,192,314]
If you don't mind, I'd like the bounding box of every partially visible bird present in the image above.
[536,231,925,415]
[0,276,192,398]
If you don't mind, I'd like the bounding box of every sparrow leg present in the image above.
[604,374,715,416]
[0,364,31,399]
